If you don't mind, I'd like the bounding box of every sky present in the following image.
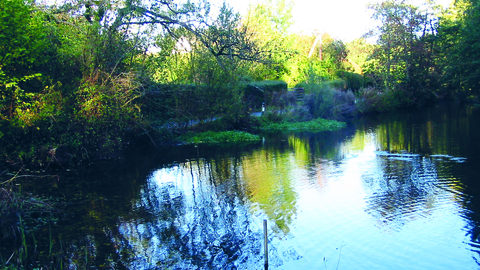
[213,0,454,42]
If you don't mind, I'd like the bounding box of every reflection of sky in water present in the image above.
[118,163,267,269]
[282,132,475,269]
[114,128,478,269]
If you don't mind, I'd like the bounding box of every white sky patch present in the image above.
[38,0,454,42]
[216,0,454,41]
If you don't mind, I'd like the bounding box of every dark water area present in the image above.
[5,103,480,269]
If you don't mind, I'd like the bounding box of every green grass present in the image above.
[259,118,346,132]
[181,130,261,145]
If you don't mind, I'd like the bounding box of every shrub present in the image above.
[304,87,335,119]
[332,90,358,121]
[303,83,358,121]
[356,87,402,114]
[327,79,347,90]
[335,71,364,91]
[71,70,144,159]
[262,111,286,123]
[284,106,313,122]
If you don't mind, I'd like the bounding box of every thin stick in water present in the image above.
[264,219,268,269]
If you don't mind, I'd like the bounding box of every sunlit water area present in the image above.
[10,103,480,269]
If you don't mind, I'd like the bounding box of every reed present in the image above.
[336,242,345,270]
[19,216,27,261]
[0,179,62,269]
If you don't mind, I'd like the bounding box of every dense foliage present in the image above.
[0,0,478,167]
[437,0,480,100]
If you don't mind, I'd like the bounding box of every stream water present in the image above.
[8,103,480,269]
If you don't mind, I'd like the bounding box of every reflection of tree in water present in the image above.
[118,156,265,269]
[363,155,439,229]
[356,103,480,158]
[247,128,355,234]
[356,105,480,264]
[18,143,307,269]
[242,149,298,235]
[444,160,480,264]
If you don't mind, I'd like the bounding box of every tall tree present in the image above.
[243,0,295,81]
[0,0,47,118]
[347,38,375,74]
[321,36,349,72]
[367,0,439,100]
[437,0,480,97]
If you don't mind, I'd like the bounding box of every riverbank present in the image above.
[0,83,447,173]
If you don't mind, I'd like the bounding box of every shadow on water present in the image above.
[4,103,480,269]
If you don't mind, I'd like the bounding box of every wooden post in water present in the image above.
[264,219,268,269]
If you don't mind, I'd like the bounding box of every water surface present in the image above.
[12,103,480,269]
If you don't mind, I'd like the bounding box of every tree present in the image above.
[139,2,272,123]
[347,38,375,74]
[242,0,295,81]
[367,0,440,104]
[192,3,267,79]
[368,0,420,89]
[321,35,349,73]
[437,0,480,98]
[0,0,47,118]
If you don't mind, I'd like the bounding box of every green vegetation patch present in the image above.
[259,118,346,132]
[181,131,261,145]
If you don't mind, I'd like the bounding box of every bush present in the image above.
[261,111,286,123]
[304,87,335,119]
[303,83,357,121]
[335,71,364,91]
[327,79,347,90]
[356,87,401,114]
[332,90,358,121]
[284,106,313,122]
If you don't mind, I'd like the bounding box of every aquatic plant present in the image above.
[0,173,62,269]
[259,118,346,132]
[181,130,261,145]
